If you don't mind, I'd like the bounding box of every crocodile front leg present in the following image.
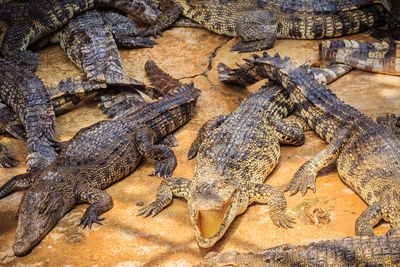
[187,114,230,159]
[248,183,294,228]
[77,185,113,229]
[0,173,34,199]
[137,177,191,217]
[232,11,277,53]
[286,129,351,196]
[272,116,306,146]
[136,125,177,178]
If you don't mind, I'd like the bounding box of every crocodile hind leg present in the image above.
[0,102,26,140]
[136,126,177,178]
[285,129,351,196]
[355,203,386,236]
[137,177,191,217]
[187,114,230,159]
[77,185,113,229]
[232,11,277,53]
[248,183,294,228]
[1,26,40,72]
[0,173,34,199]
[140,0,182,38]
[376,114,400,139]
[0,143,18,168]
[100,11,157,48]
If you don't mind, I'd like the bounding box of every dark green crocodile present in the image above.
[196,232,400,266]
[0,60,200,256]
[137,62,352,248]
[0,60,150,171]
[0,0,159,71]
[142,0,386,52]
[319,39,400,75]
[226,52,400,237]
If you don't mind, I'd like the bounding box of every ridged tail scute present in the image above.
[217,62,262,87]
[126,82,200,123]
[145,60,183,94]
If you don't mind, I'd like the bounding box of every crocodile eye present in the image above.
[39,204,46,214]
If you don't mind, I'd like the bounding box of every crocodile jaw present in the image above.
[196,199,232,240]
[190,190,244,248]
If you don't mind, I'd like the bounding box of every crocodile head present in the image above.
[13,179,75,256]
[188,177,248,247]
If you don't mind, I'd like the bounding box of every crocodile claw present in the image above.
[79,210,104,230]
[153,157,177,178]
[270,212,295,229]
[0,144,18,168]
[139,26,163,38]
[136,202,162,217]
[285,167,317,196]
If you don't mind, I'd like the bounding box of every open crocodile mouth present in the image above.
[194,198,233,240]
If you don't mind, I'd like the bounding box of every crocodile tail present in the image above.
[145,60,183,94]
[319,39,400,75]
[217,62,263,87]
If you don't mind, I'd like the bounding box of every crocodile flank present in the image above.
[144,0,385,52]
[230,52,400,238]
[0,60,200,256]
[319,39,400,75]
[137,62,352,248]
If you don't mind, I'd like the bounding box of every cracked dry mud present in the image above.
[0,27,399,266]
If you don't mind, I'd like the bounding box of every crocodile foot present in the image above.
[285,167,317,196]
[26,152,57,172]
[153,157,177,178]
[231,39,275,53]
[136,201,163,217]
[0,144,18,168]
[79,210,104,230]
[270,211,295,228]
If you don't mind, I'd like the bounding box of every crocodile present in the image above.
[319,39,400,75]
[0,60,200,256]
[137,62,353,248]
[196,232,400,266]
[0,0,159,71]
[0,57,152,170]
[142,0,386,52]
[226,52,400,237]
